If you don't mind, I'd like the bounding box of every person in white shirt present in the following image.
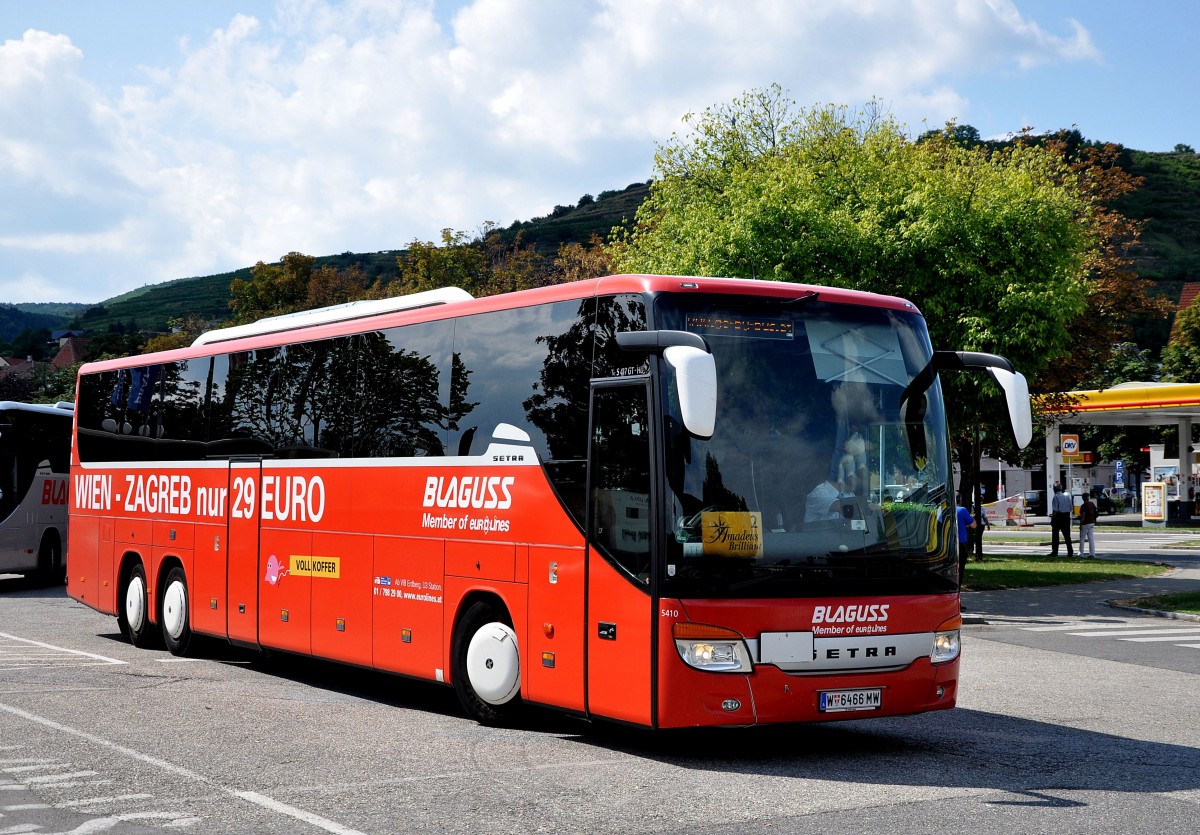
[1049,483,1074,557]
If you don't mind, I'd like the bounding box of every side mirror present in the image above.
[930,351,1033,450]
[663,345,717,439]
[616,330,718,440]
[984,366,1033,449]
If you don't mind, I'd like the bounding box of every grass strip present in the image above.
[963,554,1169,591]
[1122,591,1200,616]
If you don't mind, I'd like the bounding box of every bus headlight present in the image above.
[673,623,752,673]
[931,629,960,664]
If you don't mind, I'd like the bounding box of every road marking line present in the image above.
[0,701,366,835]
[1023,622,1152,632]
[235,792,366,835]
[57,794,154,807]
[1070,629,1200,638]
[0,634,125,666]
[1120,634,1200,643]
[23,771,98,784]
[2,765,69,774]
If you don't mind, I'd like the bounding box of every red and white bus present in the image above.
[68,275,1030,727]
[0,401,72,584]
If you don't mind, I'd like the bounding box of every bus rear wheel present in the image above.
[160,566,192,656]
[118,563,156,649]
[36,533,64,587]
[451,601,522,725]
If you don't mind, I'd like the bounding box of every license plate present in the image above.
[819,688,882,712]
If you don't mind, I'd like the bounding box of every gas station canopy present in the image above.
[1040,382,1200,513]
[1041,382,1200,426]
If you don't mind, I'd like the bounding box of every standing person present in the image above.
[1049,483,1074,557]
[956,496,976,584]
[1078,492,1099,558]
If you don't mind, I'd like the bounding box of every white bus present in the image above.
[0,401,73,584]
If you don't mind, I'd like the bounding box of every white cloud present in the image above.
[0,0,1100,303]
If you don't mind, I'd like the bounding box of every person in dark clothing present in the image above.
[1078,493,1098,558]
[1049,483,1074,557]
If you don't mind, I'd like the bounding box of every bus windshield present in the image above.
[655,294,955,599]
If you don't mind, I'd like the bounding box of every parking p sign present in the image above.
[1061,434,1079,455]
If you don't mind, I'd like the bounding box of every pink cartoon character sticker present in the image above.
[264,554,289,586]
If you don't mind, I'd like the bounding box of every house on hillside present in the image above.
[0,337,89,399]
[51,336,91,369]
[50,329,87,348]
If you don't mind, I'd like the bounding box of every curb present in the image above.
[1107,599,1200,622]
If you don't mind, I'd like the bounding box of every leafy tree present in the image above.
[396,229,492,296]
[609,85,1162,542]
[84,330,145,361]
[1034,141,1173,394]
[143,315,213,354]
[1162,302,1200,381]
[2,327,52,361]
[30,362,79,404]
[229,252,320,323]
[1175,144,1195,154]
[554,235,613,283]
[395,225,610,298]
[229,253,382,323]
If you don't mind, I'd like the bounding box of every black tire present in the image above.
[451,601,522,725]
[117,563,156,649]
[36,533,64,587]
[160,566,192,656]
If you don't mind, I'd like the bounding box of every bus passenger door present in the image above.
[226,459,262,647]
[586,383,656,726]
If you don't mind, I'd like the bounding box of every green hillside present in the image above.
[69,252,403,335]
[1121,150,1200,281]
[63,182,649,334]
[5,151,1197,351]
[1114,149,1200,348]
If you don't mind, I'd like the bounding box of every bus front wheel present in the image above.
[160,566,192,656]
[118,563,155,649]
[451,601,522,725]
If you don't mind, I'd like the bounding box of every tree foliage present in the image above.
[225,230,612,327]
[608,85,1165,518]
[610,90,1098,379]
[393,225,610,298]
[1162,302,1200,381]
[229,252,377,324]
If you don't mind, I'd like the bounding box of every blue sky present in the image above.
[1,0,1196,304]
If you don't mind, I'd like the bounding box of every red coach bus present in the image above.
[68,275,1031,728]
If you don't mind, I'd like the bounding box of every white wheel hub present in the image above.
[465,622,520,705]
[162,579,187,640]
[125,575,146,632]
